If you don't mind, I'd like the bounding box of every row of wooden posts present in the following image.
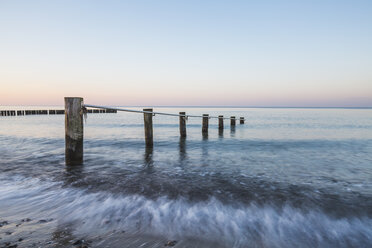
[65,97,245,165]
[0,109,117,116]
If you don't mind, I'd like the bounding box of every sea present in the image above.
[0,107,371,248]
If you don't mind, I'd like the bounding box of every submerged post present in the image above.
[231,116,236,126]
[179,112,187,138]
[202,114,209,135]
[240,117,244,124]
[143,108,153,148]
[65,97,84,165]
[218,115,224,131]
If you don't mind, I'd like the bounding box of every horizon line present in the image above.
[1,104,371,109]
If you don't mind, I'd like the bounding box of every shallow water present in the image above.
[0,107,372,247]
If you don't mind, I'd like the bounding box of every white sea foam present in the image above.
[1,176,371,247]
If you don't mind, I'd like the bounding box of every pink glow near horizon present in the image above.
[1,89,371,107]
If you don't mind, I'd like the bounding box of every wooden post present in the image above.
[202,114,209,135]
[143,108,153,148]
[179,136,186,162]
[65,97,84,165]
[240,117,244,124]
[179,112,187,137]
[218,115,224,131]
[231,116,236,126]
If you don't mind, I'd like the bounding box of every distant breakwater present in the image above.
[0,109,117,116]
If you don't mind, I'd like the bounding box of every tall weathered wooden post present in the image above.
[143,108,153,148]
[179,112,187,137]
[65,97,84,165]
[240,117,244,124]
[231,116,236,126]
[218,115,224,131]
[202,114,209,135]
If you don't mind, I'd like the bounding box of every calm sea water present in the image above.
[0,107,372,247]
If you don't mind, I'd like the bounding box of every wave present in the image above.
[1,176,372,247]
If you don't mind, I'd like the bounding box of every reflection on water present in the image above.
[0,107,372,247]
[230,123,236,137]
[144,147,154,168]
[218,128,224,138]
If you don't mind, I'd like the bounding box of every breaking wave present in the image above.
[1,176,371,247]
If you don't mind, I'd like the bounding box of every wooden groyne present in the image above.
[65,97,246,166]
[0,109,117,116]
[65,97,84,166]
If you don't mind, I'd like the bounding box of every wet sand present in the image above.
[0,217,222,248]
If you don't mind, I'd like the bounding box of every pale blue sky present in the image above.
[1,0,371,106]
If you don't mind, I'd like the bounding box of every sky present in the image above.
[0,0,371,107]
